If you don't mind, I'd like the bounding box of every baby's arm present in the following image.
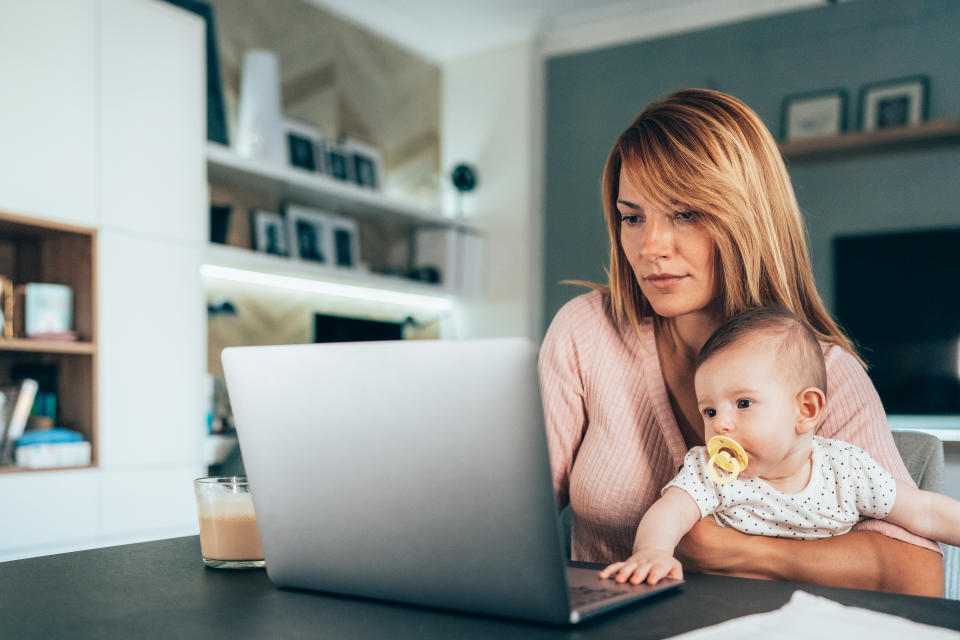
[885,479,960,546]
[599,487,702,585]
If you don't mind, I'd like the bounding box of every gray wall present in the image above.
[543,0,960,335]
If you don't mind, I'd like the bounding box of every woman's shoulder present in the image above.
[821,342,883,416]
[820,341,865,377]
[547,290,653,342]
[542,290,645,364]
[545,290,613,338]
[553,289,608,319]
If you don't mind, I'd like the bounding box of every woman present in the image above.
[538,89,943,596]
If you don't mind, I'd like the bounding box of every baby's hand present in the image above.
[598,548,683,585]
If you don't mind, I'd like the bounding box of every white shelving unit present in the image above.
[206,143,479,232]
[202,243,455,311]
[205,143,483,300]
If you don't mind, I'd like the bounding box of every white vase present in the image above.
[235,49,284,165]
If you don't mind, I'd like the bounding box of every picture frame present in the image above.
[343,139,384,190]
[209,204,231,244]
[285,204,333,265]
[325,142,353,182]
[329,216,362,269]
[858,75,929,132]
[284,118,323,173]
[781,89,847,141]
[251,209,289,257]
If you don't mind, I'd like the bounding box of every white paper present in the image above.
[667,591,960,640]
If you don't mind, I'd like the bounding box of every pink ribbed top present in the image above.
[538,291,939,563]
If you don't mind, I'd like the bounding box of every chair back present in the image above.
[891,430,944,492]
[891,429,956,600]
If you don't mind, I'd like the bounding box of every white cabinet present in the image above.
[100,465,202,537]
[99,0,205,243]
[98,230,204,468]
[0,470,99,556]
[97,0,206,474]
[0,0,99,226]
[0,0,206,560]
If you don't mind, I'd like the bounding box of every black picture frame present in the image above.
[295,220,324,262]
[327,147,351,182]
[353,154,378,189]
[285,205,332,264]
[858,75,930,132]
[251,209,289,257]
[287,133,317,172]
[161,0,229,145]
[209,204,231,244]
[329,217,360,269]
[342,139,382,190]
[780,89,847,141]
[334,228,353,267]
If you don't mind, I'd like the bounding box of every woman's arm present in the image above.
[676,516,944,596]
[537,298,594,508]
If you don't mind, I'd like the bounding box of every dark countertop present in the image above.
[1,536,957,638]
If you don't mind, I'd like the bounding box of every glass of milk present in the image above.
[194,476,265,569]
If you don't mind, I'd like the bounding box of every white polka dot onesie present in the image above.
[662,436,896,538]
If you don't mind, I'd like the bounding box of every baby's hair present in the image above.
[696,305,827,395]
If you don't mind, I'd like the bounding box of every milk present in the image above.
[197,493,264,561]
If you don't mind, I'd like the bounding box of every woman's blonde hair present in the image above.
[594,88,859,361]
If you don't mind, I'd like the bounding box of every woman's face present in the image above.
[617,168,718,320]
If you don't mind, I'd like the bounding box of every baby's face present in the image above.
[694,338,806,479]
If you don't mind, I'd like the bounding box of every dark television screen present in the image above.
[834,228,960,415]
[314,313,404,343]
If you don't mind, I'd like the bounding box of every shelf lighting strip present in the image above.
[200,264,454,312]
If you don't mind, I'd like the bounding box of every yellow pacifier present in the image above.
[706,436,749,485]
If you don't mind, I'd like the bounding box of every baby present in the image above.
[600,305,960,585]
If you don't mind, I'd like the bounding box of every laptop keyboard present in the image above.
[568,585,628,608]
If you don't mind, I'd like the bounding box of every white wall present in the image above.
[441,41,543,341]
[0,0,99,226]
[0,0,206,562]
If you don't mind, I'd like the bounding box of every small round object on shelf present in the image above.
[451,164,478,193]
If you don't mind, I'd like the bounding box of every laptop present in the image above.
[221,337,682,624]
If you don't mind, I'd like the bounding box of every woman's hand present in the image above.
[598,548,683,585]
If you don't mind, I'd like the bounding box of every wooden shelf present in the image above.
[0,339,95,355]
[206,143,480,233]
[203,243,455,308]
[779,118,960,160]
[0,464,96,475]
[0,210,98,474]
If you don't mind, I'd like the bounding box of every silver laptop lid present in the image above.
[222,338,572,623]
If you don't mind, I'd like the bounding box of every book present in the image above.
[0,378,39,465]
[0,392,6,452]
[0,275,13,338]
[13,428,89,469]
[23,283,73,336]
